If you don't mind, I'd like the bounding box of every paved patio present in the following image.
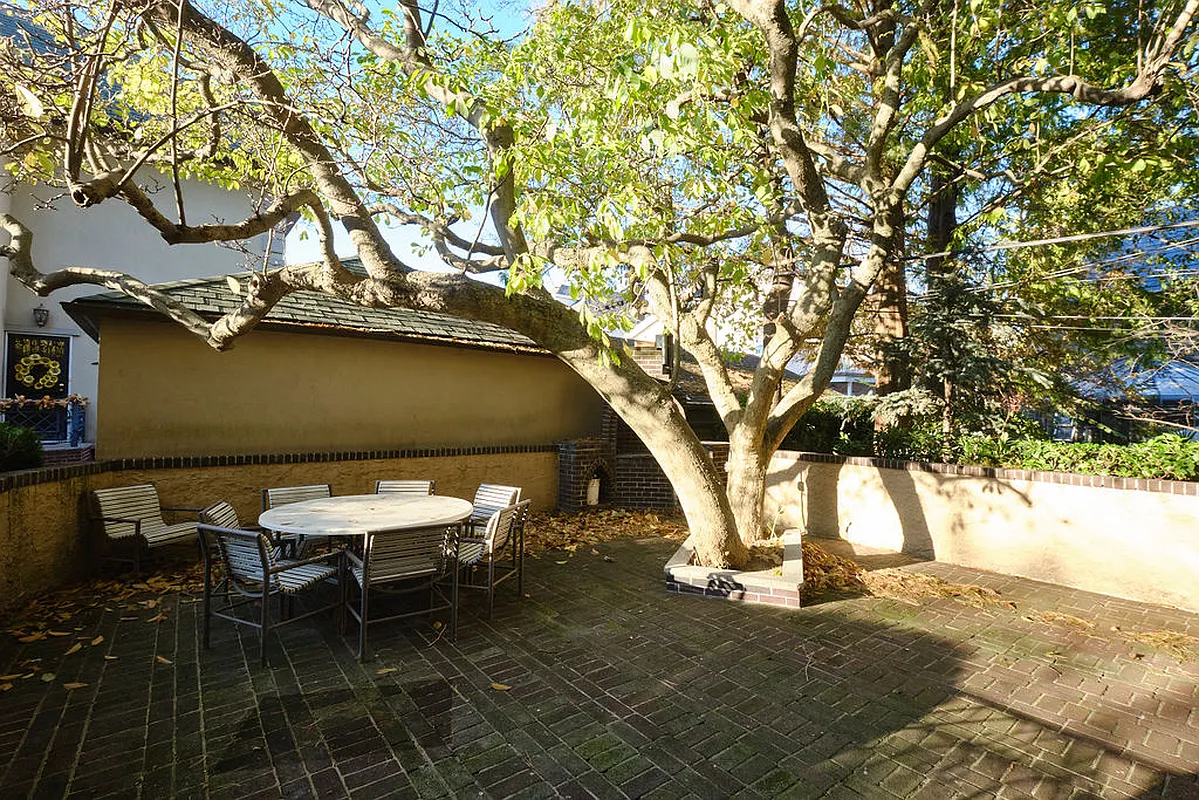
[2,537,1198,799]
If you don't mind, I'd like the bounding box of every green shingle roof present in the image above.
[64,273,541,354]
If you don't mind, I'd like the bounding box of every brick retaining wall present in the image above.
[0,445,558,618]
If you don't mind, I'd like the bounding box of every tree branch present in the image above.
[0,212,213,341]
[892,0,1199,195]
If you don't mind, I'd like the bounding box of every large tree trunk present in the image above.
[928,161,959,453]
[724,427,770,545]
[594,366,751,568]
[871,202,910,395]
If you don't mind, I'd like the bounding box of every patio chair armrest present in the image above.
[343,549,365,570]
[161,505,204,516]
[272,549,344,573]
[96,515,144,535]
[196,523,257,539]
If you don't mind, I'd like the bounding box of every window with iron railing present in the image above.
[0,396,88,445]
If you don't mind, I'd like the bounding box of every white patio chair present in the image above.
[344,524,460,661]
[90,484,201,574]
[198,522,343,667]
[458,499,530,618]
[466,484,521,536]
[374,479,436,496]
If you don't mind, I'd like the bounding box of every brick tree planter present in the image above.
[664,529,803,607]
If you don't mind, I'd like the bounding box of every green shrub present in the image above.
[957,433,1199,481]
[782,398,875,456]
[0,423,43,472]
[786,397,1199,481]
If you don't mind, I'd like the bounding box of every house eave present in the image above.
[61,299,554,358]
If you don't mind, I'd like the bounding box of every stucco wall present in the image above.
[95,317,604,458]
[3,177,269,441]
[765,452,1199,612]
[0,449,557,617]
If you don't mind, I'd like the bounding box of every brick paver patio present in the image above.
[2,537,1198,799]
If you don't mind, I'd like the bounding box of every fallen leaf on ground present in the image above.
[103,655,118,661]
[90,636,104,646]
[17,633,44,643]
[1035,611,1094,629]
[47,631,70,637]
[1121,629,1199,662]
[119,617,137,621]
[0,673,21,681]
[554,560,568,565]
[376,668,397,675]
[147,614,167,623]
[155,655,172,665]
[0,683,11,691]
[490,683,512,691]
[40,673,55,682]
[62,682,87,690]
[64,643,81,656]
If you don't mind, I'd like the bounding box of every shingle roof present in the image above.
[63,273,541,354]
[1,4,56,56]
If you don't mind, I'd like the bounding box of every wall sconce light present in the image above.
[32,304,49,328]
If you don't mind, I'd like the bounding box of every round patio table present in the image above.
[258,494,473,538]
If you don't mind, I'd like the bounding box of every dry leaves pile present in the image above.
[861,570,1017,610]
[524,508,688,554]
[799,541,867,595]
[1117,628,1199,662]
[798,540,1015,609]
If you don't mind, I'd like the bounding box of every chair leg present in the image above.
[357,583,369,662]
[133,539,142,577]
[202,560,212,650]
[487,558,495,619]
[517,526,524,598]
[338,565,348,636]
[450,560,458,642]
[260,593,271,667]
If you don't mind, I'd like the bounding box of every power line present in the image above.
[911,236,1199,299]
[906,218,1199,263]
[994,314,1199,322]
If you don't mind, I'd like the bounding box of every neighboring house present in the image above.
[1057,358,1199,442]
[0,171,276,451]
[0,7,277,454]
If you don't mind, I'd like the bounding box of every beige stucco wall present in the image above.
[95,317,603,458]
[766,453,1199,612]
[0,450,557,617]
[4,177,269,441]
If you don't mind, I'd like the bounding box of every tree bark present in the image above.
[725,427,769,545]
[871,202,910,395]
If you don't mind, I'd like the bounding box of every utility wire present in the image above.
[906,218,1199,263]
[912,236,1199,299]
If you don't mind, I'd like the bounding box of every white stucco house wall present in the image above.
[0,170,275,446]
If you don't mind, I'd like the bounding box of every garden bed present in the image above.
[664,530,804,607]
